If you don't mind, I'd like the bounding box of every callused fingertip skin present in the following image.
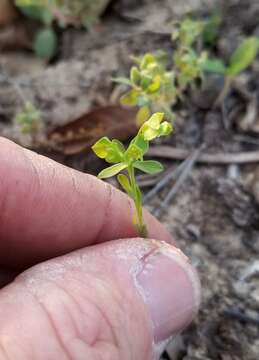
[103,237,200,357]
[133,239,200,346]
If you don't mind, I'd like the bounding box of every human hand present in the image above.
[0,137,200,360]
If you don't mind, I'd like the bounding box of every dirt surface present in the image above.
[1,0,259,359]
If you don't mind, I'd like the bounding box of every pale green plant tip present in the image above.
[15,101,42,135]
[115,51,177,122]
[139,112,173,141]
[92,112,172,237]
[227,37,259,76]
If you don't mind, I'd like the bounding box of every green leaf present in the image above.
[147,75,161,93]
[112,139,125,153]
[130,67,141,85]
[117,174,132,195]
[133,160,164,174]
[125,143,143,161]
[147,112,164,128]
[15,0,39,5]
[112,77,132,86]
[15,101,41,134]
[92,137,111,158]
[140,75,152,90]
[130,134,149,154]
[227,37,259,76]
[92,137,124,164]
[120,89,139,106]
[140,53,156,70]
[137,95,150,107]
[159,122,173,137]
[98,163,127,179]
[33,28,58,60]
[136,106,151,127]
[17,3,53,25]
[203,14,221,46]
[201,59,226,74]
[139,112,172,141]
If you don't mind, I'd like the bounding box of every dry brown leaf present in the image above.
[0,0,17,27]
[48,105,138,155]
[0,23,31,50]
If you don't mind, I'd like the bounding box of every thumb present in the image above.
[0,238,200,360]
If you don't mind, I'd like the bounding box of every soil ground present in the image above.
[1,0,259,359]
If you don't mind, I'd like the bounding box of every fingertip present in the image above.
[0,138,174,267]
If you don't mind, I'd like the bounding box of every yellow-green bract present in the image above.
[92,112,173,237]
[113,52,177,123]
[227,37,259,76]
[15,101,42,135]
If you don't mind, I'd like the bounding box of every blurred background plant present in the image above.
[14,0,110,59]
[114,52,177,124]
[15,101,42,143]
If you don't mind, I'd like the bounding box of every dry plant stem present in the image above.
[154,146,203,218]
[223,308,259,327]
[143,157,192,204]
[148,146,259,165]
[234,135,259,146]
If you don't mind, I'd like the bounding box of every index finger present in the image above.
[0,138,173,269]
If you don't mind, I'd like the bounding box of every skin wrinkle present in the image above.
[24,282,73,360]
[21,148,42,194]
[94,182,115,243]
[66,262,138,360]
[44,278,115,354]
[45,280,83,344]
[74,281,120,354]
[66,167,81,195]
[20,263,122,359]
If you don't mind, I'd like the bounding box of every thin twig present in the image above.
[148,146,259,164]
[234,134,259,146]
[213,76,232,108]
[153,146,203,218]
[143,156,193,205]
[223,308,259,327]
[221,100,230,131]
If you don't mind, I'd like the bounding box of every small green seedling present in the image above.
[172,18,208,93]
[15,0,108,59]
[203,37,259,105]
[173,48,208,92]
[15,0,57,60]
[15,101,42,141]
[16,0,109,29]
[115,18,216,125]
[92,112,173,237]
[114,53,177,124]
[172,17,205,48]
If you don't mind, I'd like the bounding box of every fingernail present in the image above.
[136,243,201,343]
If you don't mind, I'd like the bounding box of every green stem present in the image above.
[214,76,233,108]
[128,165,147,237]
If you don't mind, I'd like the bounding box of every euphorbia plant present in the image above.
[172,17,208,93]
[114,53,177,124]
[15,101,42,142]
[202,36,259,105]
[92,112,172,237]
